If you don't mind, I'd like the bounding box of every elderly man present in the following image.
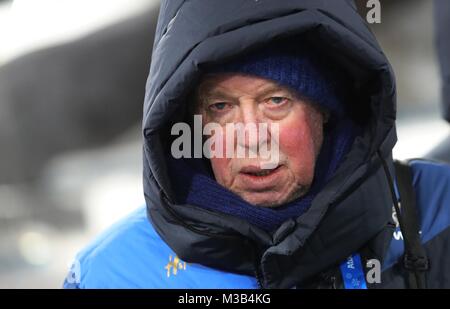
[65,0,450,289]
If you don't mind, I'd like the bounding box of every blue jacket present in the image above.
[64,160,450,288]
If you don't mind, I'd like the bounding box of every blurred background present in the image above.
[0,0,449,288]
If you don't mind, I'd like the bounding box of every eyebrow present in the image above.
[200,83,290,101]
[254,84,290,99]
[201,89,235,101]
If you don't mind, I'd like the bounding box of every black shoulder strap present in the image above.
[394,160,429,289]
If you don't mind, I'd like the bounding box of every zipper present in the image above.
[249,240,265,289]
[254,266,264,289]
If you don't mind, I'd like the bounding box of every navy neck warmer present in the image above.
[167,43,359,232]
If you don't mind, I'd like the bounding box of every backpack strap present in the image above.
[394,160,429,289]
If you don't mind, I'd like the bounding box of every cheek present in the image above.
[205,125,238,187]
[210,157,231,186]
[278,118,321,177]
[279,124,314,159]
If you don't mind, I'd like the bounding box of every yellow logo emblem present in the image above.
[165,255,187,277]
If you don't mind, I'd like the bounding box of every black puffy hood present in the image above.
[142,0,397,288]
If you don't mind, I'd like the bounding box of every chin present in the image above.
[239,187,309,208]
[239,194,289,208]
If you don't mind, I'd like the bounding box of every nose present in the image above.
[235,101,268,152]
[239,100,259,126]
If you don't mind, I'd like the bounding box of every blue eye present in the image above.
[209,102,229,111]
[269,97,287,105]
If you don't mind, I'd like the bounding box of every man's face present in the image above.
[196,74,325,207]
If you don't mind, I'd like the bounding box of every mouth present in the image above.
[249,170,273,176]
[238,165,283,188]
[240,168,278,177]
